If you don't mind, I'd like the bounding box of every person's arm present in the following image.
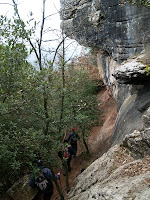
[29,174,36,187]
[44,168,60,180]
[55,173,60,179]
[44,168,53,180]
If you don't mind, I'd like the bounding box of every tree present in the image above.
[0,1,101,197]
[0,4,64,199]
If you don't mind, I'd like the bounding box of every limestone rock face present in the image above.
[67,112,150,199]
[123,129,150,158]
[122,107,150,158]
[60,1,150,199]
[60,0,150,144]
[60,0,150,62]
[67,145,150,200]
[113,54,150,84]
[112,85,150,144]
[7,175,37,200]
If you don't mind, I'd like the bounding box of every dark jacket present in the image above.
[67,131,79,145]
[29,166,59,188]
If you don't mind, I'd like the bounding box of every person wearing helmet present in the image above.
[66,128,80,156]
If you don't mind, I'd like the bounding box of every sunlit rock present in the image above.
[67,145,150,200]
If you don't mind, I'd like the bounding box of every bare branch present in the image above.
[51,35,67,67]
[0,3,13,6]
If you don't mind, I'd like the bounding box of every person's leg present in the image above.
[43,192,53,200]
[62,162,66,176]
[71,143,77,155]
[32,191,42,200]
[67,157,72,171]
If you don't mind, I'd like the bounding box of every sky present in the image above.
[0,0,84,67]
[0,0,61,29]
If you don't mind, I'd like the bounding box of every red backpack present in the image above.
[64,147,70,159]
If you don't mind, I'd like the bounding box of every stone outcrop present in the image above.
[67,144,150,200]
[7,175,37,200]
[66,107,150,199]
[60,0,150,63]
[122,107,150,158]
[60,1,150,199]
[113,54,150,84]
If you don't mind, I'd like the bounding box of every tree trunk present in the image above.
[49,164,65,200]
[62,159,70,193]
[82,130,90,154]
[59,33,65,132]
[43,87,49,135]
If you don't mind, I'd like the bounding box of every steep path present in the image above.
[52,87,117,200]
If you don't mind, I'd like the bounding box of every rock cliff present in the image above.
[60,0,150,62]
[60,1,150,199]
[60,0,150,144]
[65,107,150,200]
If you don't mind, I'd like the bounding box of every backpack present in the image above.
[64,147,70,159]
[70,133,77,145]
[36,168,49,191]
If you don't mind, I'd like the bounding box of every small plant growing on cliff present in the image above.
[138,45,150,75]
[143,64,150,75]
[119,0,150,7]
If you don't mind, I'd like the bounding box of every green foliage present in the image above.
[60,66,99,129]
[143,64,150,75]
[138,45,150,75]
[0,43,62,189]
[0,42,100,190]
[0,6,100,193]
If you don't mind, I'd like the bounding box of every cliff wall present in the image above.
[60,0,150,144]
[60,0,150,62]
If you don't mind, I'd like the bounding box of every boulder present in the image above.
[7,175,37,200]
[67,145,150,200]
[113,54,150,84]
[122,106,150,158]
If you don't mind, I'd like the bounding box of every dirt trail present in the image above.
[52,87,117,200]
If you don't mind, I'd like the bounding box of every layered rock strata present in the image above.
[60,0,150,144]
[60,0,150,62]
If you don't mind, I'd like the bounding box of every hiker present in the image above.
[29,160,60,200]
[58,140,75,175]
[66,128,80,156]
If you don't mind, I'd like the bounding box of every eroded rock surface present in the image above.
[67,104,150,200]
[122,107,150,158]
[7,175,37,200]
[60,1,150,199]
[60,0,150,62]
[60,0,150,144]
[67,145,150,200]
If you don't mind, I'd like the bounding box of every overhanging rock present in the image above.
[60,0,150,62]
